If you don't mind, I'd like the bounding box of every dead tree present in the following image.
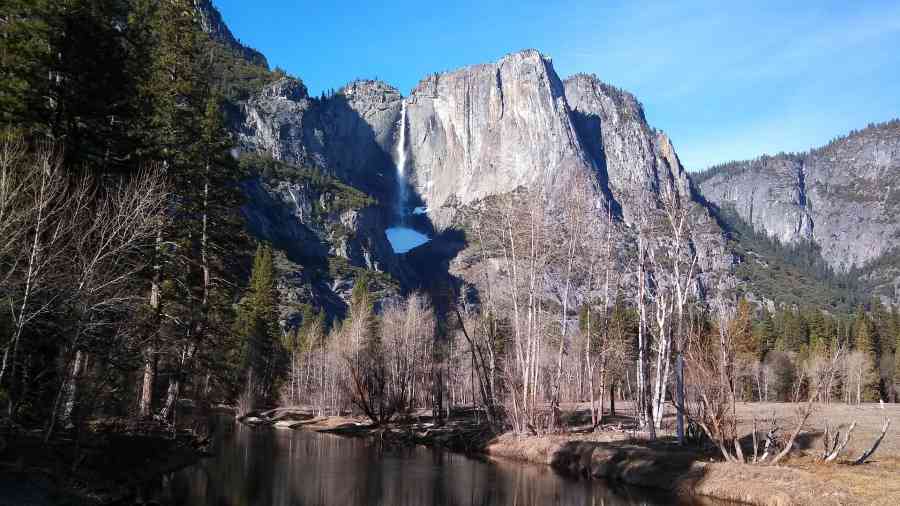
[851,417,891,465]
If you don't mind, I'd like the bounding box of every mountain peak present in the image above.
[193,0,269,68]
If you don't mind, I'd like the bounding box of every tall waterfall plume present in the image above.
[395,100,408,221]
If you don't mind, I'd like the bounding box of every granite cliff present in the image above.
[229,48,733,320]
[697,120,900,303]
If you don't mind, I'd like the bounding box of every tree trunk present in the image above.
[140,217,164,418]
[139,347,156,418]
[609,382,616,417]
[675,354,685,443]
[61,350,85,427]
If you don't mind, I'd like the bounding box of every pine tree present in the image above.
[807,309,828,354]
[733,298,756,357]
[891,306,900,402]
[853,306,876,358]
[233,243,281,404]
[0,0,54,133]
[1,0,145,169]
[753,309,776,358]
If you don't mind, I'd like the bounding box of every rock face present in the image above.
[193,0,269,67]
[697,121,900,273]
[239,174,403,322]
[233,49,735,313]
[403,50,592,226]
[564,74,691,217]
[239,78,401,198]
[561,73,730,275]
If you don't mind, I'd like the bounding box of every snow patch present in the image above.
[386,227,430,253]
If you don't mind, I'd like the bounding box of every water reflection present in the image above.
[152,420,699,506]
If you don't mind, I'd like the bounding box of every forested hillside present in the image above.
[697,120,900,307]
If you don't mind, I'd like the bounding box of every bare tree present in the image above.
[0,142,72,406]
[46,169,165,436]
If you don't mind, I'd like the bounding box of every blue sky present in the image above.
[214,0,900,170]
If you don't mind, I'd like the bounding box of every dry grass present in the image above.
[282,402,899,504]
[552,400,899,504]
[786,456,900,506]
[562,401,899,458]
[732,401,899,459]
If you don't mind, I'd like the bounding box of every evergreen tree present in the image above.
[807,309,828,354]
[893,306,900,400]
[752,308,776,358]
[233,243,281,404]
[853,305,876,358]
[1,0,149,171]
[733,298,756,357]
[0,0,54,134]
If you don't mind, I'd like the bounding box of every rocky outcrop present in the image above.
[239,78,401,198]
[562,73,731,275]
[239,174,402,322]
[403,50,592,226]
[698,157,814,245]
[193,0,268,67]
[698,121,900,273]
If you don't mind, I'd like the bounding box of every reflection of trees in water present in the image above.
[155,426,687,506]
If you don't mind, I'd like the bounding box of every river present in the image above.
[148,420,705,506]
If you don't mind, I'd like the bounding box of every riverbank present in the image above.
[247,405,896,506]
[486,433,856,506]
[0,418,205,505]
[243,407,496,453]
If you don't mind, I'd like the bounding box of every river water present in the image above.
[149,421,701,506]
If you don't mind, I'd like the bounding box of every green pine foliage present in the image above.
[0,0,54,132]
[202,38,284,102]
[239,153,377,212]
[716,203,863,311]
[232,243,283,403]
[894,307,900,393]
[0,0,273,423]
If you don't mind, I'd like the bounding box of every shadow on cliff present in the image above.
[317,93,397,200]
[569,109,623,219]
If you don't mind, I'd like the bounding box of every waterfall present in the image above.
[385,99,430,254]
[395,100,408,221]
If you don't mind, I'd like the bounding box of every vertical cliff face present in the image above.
[698,121,900,272]
[403,50,593,226]
[697,121,900,304]
[699,157,815,245]
[238,51,713,231]
[563,74,693,221]
[562,73,730,275]
[238,78,403,198]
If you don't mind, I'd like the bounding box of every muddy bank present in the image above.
[486,434,855,506]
